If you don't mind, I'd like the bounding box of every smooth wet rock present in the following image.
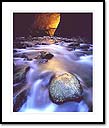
[34,51,54,60]
[40,51,54,60]
[68,43,76,48]
[74,50,92,57]
[42,53,54,59]
[13,83,25,95]
[80,43,90,50]
[61,42,80,50]
[49,72,83,104]
[74,51,87,57]
[13,65,30,84]
[13,88,29,112]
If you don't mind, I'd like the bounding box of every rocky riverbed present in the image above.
[13,36,93,112]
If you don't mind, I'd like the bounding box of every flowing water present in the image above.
[13,39,93,112]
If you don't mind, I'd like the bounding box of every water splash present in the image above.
[78,55,92,65]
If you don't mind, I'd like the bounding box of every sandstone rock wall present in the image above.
[32,13,60,36]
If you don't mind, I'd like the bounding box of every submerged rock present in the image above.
[49,72,83,104]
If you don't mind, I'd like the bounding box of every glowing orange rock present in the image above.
[32,13,60,36]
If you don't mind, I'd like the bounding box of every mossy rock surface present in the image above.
[49,72,83,104]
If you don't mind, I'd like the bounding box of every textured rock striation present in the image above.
[31,13,60,36]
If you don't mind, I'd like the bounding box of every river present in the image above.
[13,37,93,112]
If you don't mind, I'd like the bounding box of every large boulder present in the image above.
[49,72,83,104]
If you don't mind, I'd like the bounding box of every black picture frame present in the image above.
[1,0,105,124]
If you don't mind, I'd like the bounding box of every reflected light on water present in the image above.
[41,57,66,74]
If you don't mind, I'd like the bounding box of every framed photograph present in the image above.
[2,1,105,124]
